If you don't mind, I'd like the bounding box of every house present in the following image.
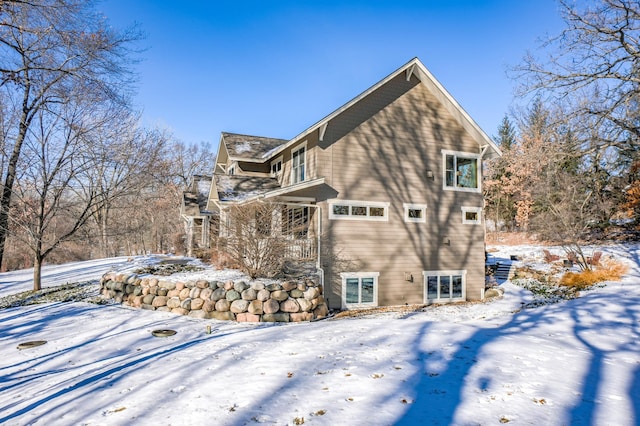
[206,57,501,310]
[180,175,215,257]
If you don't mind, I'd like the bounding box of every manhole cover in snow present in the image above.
[152,329,177,337]
[17,340,47,349]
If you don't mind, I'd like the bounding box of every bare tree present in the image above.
[9,83,119,290]
[516,0,640,149]
[0,0,140,268]
[85,124,170,257]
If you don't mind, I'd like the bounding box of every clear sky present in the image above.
[99,0,564,148]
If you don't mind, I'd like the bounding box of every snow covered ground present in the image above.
[0,245,639,425]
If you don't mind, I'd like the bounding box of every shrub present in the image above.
[560,258,628,289]
[219,202,289,279]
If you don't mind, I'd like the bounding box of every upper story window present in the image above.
[403,203,427,223]
[271,156,283,177]
[461,206,482,224]
[292,143,306,184]
[329,200,389,221]
[442,150,480,193]
[228,165,235,176]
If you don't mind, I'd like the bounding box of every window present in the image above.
[328,200,389,221]
[281,206,309,239]
[228,165,235,176]
[403,203,427,223]
[341,272,379,309]
[291,143,306,184]
[461,207,482,224]
[271,156,283,177]
[423,270,465,303]
[442,150,480,192]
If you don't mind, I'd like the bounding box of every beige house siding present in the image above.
[237,161,271,174]
[208,59,499,311]
[316,78,486,309]
[279,139,319,188]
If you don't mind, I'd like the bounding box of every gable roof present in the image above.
[221,132,288,163]
[182,175,212,216]
[214,175,281,203]
[267,57,502,160]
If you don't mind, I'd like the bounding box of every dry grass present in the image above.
[560,258,629,289]
[486,232,540,245]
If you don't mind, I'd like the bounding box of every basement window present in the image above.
[341,272,379,309]
[423,270,465,303]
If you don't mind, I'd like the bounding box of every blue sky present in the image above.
[99,0,564,147]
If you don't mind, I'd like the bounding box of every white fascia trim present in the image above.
[264,59,432,160]
[242,58,500,163]
[262,177,326,200]
[226,178,325,206]
[414,62,501,159]
[227,156,266,163]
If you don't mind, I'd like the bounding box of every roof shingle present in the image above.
[222,132,287,161]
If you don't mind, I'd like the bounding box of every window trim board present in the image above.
[422,270,466,303]
[461,206,482,224]
[403,203,427,223]
[328,200,390,221]
[340,272,380,309]
[291,141,307,184]
[441,149,481,193]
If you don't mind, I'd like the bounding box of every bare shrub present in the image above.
[220,202,289,279]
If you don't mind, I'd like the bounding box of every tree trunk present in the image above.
[100,207,109,257]
[0,107,31,269]
[33,254,42,291]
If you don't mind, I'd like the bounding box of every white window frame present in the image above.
[340,272,379,309]
[328,200,389,221]
[227,163,236,176]
[423,270,466,303]
[291,142,307,184]
[403,203,427,223]
[461,206,482,224]
[270,156,283,177]
[442,149,481,193]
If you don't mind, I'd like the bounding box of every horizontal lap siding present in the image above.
[319,78,486,308]
[279,139,319,187]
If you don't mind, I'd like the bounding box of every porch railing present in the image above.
[284,239,317,260]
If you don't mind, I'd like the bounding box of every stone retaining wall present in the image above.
[99,273,328,322]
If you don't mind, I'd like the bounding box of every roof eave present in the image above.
[264,57,502,160]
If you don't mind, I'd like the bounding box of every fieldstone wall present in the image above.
[99,273,329,322]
